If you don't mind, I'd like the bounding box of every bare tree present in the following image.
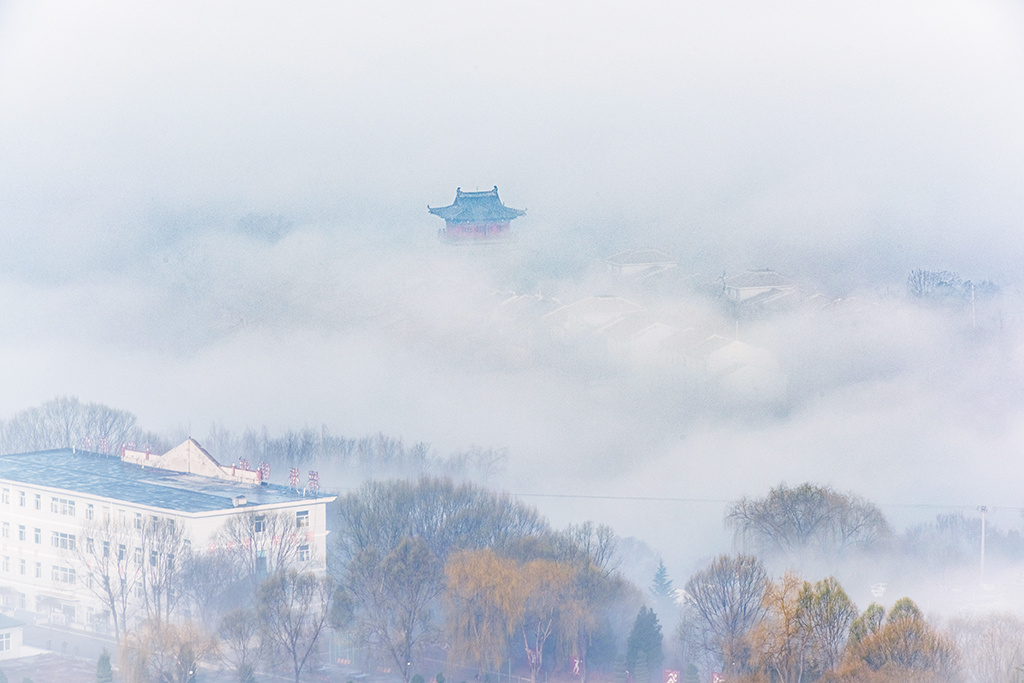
[684,554,769,677]
[949,613,1024,683]
[71,515,143,641]
[0,396,139,454]
[559,521,619,578]
[72,510,193,641]
[907,269,964,299]
[727,483,891,559]
[217,510,308,593]
[258,569,334,683]
[183,551,242,631]
[333,477,551,567]
[219,607,265,683]
[137,515,191,624]
[345,536,443,683]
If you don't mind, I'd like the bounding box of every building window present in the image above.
[18,491,25,507]
[50,497,76,516]
[17,525,25,542]
[254,515,265,533]
[298,544,310,562]
[34,528,41,544]
[86,503,94,520]
[34,493,41,510]
[117,544,126,561]
[86,537,95,554]
[102,541,110,558]
[296,510,309,528]
[0,632,9,652]
[255,551,267,576]
[34,562,41,578]
[134,513,142,530]
[52,532,76,551]
[19,559,25,575]
[1,488,8,504]
[52,565,76,584]
[1,556,8,572]
[134,547,142,564]
[1,522,8,539]
[150,550,158,567]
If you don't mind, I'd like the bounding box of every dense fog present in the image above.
[2,0,1024,624]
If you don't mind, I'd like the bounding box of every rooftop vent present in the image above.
[232,495,247,507]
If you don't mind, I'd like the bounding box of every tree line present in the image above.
[34,475,1024,683]
[676,554,963,682]
[0,397,507,482]
[331,478,639,683]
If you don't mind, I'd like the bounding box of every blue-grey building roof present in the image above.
[0,449,333,514]
[0,614,23,630]
[428,186,525,223]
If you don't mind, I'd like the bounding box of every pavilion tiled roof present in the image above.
[429,187,525,223]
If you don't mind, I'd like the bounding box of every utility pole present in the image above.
[979,505,988,584]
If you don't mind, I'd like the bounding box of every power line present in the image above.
[507,491,1024,513]
[511,492,729,504]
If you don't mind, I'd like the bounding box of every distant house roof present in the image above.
[605,249,677,267]
[543,295,646,330]
[0,446,334,515]
[685,334,736,359]
[494,293,562,320]
[723,270,794,289]
[429,187,525,223]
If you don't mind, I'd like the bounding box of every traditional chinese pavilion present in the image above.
[428,186,525,242]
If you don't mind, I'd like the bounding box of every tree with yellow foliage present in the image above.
[835,598,961,682]
[444,549,576,683]
[445,549,526,672]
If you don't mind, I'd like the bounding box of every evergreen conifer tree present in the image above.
[626,607,664,683]
[650,561,674,601]
[96,649,113,683]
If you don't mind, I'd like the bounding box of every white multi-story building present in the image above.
[0,438,335,630]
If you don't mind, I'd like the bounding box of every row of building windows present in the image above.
[2,523,73,547]
[253,510,309,532]
[1,555,77,582]
[2,523,43,544]
[1,487,95,518]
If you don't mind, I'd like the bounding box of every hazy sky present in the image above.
[2,0,1024,589]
